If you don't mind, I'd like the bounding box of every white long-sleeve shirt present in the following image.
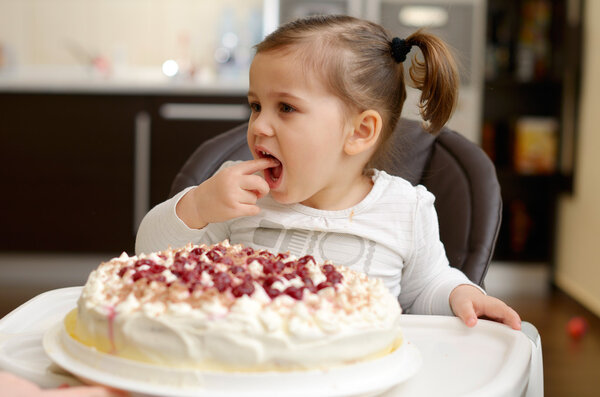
[136,167,478,316]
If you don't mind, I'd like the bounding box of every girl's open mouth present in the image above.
[258,150,283,188]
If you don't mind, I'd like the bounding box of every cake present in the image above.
[69,241,403,371]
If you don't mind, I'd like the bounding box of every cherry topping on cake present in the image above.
[296,265,310,280]
[232,280,255,297]
[322,264,343,284]
[316,281,332,291]
[264,287,282,299]
[284,286,304,300]
[206,250,222,262]
[120,244,344,302]
[297,255,315,265]
[149,264,167,274]
[259,250,275,258]
[230,265,245,275]
[247,256,266,265]
[213,272,232,292]
[190,247,205,256]
[274,261,286,273]
[218,256,234,266]
[213,244,228,253]
[134,259,156,268]
[325,272,343,285]
[303,277,317,293]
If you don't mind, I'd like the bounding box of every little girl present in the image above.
[137,15,521,330]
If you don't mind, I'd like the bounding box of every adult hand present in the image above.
[0,371,127,396]
[176,158,278,229]
[449,284,522,330]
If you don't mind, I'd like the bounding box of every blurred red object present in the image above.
[567,316,588,340]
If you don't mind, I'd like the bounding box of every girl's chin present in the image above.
[268,190,302,205]
[269,190,291,204]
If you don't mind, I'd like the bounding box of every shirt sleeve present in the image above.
[134,187,230,255]
[135,161,243,255]
[398,185,484,316]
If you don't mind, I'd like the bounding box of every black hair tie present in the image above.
[390,37,412,63]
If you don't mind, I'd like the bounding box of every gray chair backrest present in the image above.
[170,118,501,286]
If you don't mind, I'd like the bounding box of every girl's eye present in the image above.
[249,102,261,112]
[280,103,295,113]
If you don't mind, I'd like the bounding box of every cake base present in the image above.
[66,309,402,372]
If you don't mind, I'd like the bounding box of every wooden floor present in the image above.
[502,287,600,396]
[1,263,600,396]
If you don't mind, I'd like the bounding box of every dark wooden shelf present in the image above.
[483,81,563,122]
[492,170,566,262]
[482,0,578,263]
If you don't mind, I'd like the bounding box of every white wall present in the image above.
[555,0,600,316]
[0,0,262,71]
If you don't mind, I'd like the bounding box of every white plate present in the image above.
[43,320,420,397]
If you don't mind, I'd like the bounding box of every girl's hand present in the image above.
[0,371,127,396]
[176,158,278,229]
[449,284,522,330]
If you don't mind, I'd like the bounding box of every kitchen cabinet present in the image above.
[0,92,248,254]
[0,93,145,253]
[147,95,249,206]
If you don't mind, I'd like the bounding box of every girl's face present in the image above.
[247,50,355,209]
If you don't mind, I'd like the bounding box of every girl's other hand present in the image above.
[0,371,128,396]
[449,284,522,330]
[176,158,278,229]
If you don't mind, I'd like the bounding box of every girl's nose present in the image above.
[249,114,275,137]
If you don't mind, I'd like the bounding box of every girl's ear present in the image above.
[344,110,382,156]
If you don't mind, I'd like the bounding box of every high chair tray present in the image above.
[0,287,532,397]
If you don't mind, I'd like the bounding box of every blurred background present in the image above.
[0,1,598,395]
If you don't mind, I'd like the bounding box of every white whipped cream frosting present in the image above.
[74,241,403,370]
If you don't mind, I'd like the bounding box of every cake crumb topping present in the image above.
[84,241,393,322]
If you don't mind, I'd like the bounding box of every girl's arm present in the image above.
[399,186,520,329]
[135,158,276,255]
[134,186,229,255]
[398,186,470,315]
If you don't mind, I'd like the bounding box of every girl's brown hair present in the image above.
[255,15,459,169]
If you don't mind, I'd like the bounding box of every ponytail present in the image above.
[405,30,459,134]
